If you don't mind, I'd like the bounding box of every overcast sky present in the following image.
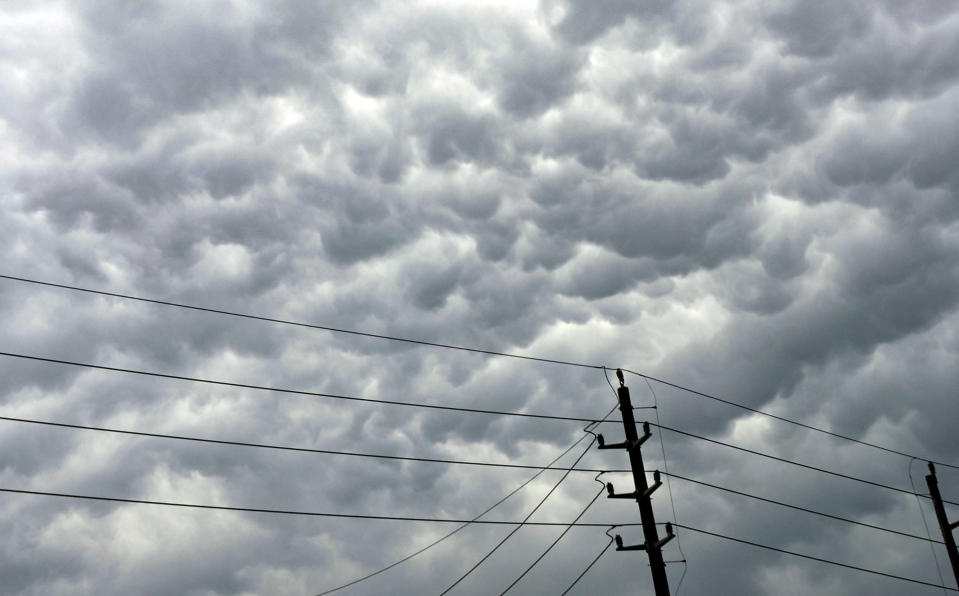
[2,0,959,594]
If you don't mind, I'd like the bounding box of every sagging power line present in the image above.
[675,523,959,593]
[0,487,636,528]
[0,415,630,474]
[0,351,619,424]
[3,272,955,471]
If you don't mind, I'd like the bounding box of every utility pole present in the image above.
[598,369,673,596]
[926,462,959,589]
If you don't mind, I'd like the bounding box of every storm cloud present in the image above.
[2,0,959,594]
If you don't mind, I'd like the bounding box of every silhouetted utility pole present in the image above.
[598,369,673,596]
[926,462,959,589]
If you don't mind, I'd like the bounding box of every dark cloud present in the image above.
[2,0,959,594]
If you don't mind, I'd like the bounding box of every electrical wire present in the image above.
[0,487,639,527]
[622,368,959,471]
[560,529,615,596]
[660,470,943,545]
[908,457,948,595]
[0,274,601,370]
[0,351,605,424]
[315,431,595,595]
[438,435,599,595]
[4,273,954,470]
[649,421,959,507]
[641,375,688,595]
[673,523,959,592]
[0,415,630,474]
[499,485,605,594]
[438,404,619,595]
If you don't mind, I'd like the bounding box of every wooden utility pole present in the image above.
[926,462,959,589]
[598,369,673,596]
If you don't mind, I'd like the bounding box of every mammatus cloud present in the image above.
[1,0,959,594]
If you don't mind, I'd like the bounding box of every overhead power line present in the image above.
[560,534,615,596]
[623,368,959,471]
[674,523,959,592]
[0,351,606,424]
[3,273,955,470]
[0,415,629,474]
[660,470,943,545]
[316,432,595,595]
[440,405,618,595]
[650,422,959,507]
[0,274,599,369]
[500,486,605,594]
[0,487,638,527]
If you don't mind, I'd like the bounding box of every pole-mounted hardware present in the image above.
[607,471,662,500]
[614,523,674,552]
[598,369,672,596]
[597,422,652,450]
[926,462,959,589]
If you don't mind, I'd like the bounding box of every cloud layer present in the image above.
[2,0,959,594]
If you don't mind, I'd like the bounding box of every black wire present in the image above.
[0,274,601,370]
[674,523,959,592]
[315,432,595,595]
[623,368,959,471]
[4,274,953,470]
[499,486,605,594]
[0,415,630,474]
[641,375,688,594]
[0,487,639,527]
[650,421,959,507]
[661,470,943,545]
[439,404,619,595]
[0,351,604,424]
[560,533,614,596]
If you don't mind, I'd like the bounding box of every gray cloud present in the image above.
[2,0,959,594]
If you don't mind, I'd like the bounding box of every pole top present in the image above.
[616,368,624,387]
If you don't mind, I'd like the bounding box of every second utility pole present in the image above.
[926,462,959,589]
[599,369,672,596]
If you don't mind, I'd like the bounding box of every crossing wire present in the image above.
[560,532,615,596]
[3,273,956,470]
[0,415,630,474]
[439,404,618,595]
[0,487,641,527]
[674,523,959,592]
[499,486,605,594]
[316,431,595,594]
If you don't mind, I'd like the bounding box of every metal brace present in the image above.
[615,523,674,552]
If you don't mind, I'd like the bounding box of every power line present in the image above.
[674,523,959,592]
[316,432,595,595]
[661,470,944,545]
[0,415,630,474]
[0,351,606,424]
[499,486,605,594]
[623,368,959,471]
[0,487,638,527]
[440,405,618,595]
[650,421,959,507]
[439,436,599,595]
[640,375,689,594]
[0,274,601,370]
[4,273,954,470]
[560,533,614,596]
